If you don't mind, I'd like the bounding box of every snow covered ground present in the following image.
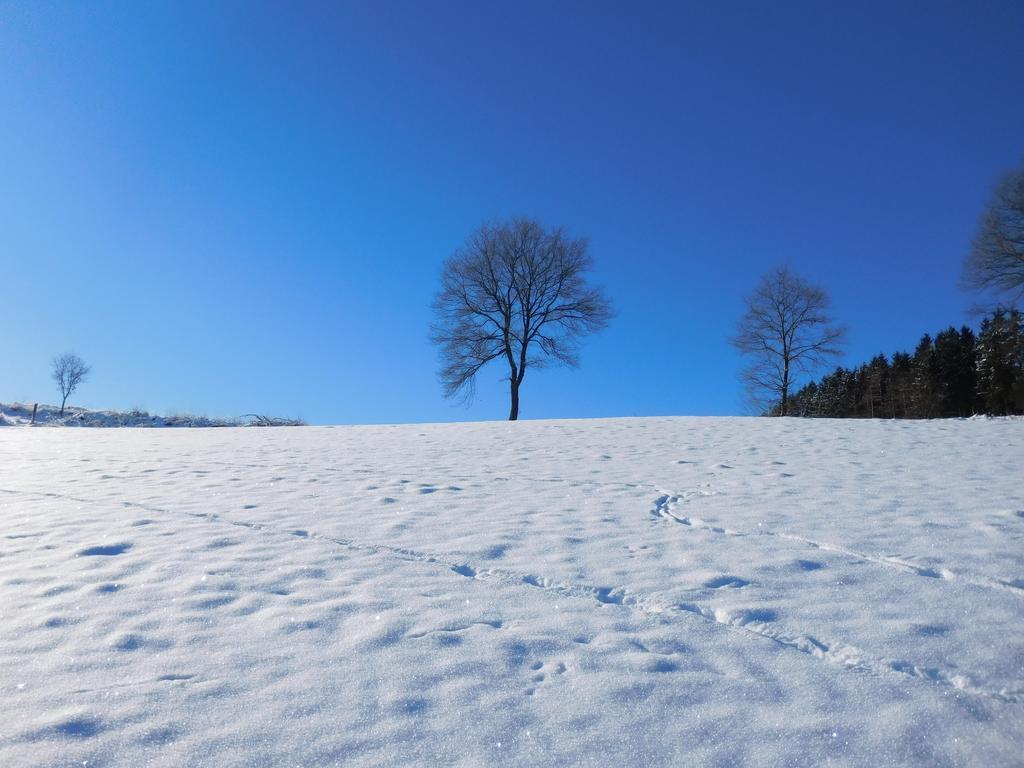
[0,403,238,429]
[0,403,301,429]
[0,417,1021,767]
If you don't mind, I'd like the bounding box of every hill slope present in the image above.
[0,417,1021,766]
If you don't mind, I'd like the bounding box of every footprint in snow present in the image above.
[794,559,825,571]
[646,658,680,673]
[716,607,778,626]
[482,544,509,560]
[595,587,626,604]
[703,575,750,589]
[41,716,102,739]
[78,542,132,557]
[911,623,952,637]
[206,537,240,549]
[524,660,567,695]
[112,633,145,651]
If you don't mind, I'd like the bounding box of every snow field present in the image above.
[0,417,1021,766]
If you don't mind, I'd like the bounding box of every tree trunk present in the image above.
[780,359,790,416]
[60,394,68,417]
[508,379,519,421]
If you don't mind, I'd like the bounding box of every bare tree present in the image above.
[431,217,613,420]
[963,161,1024,308]
[731,267,845,416]
[52,353,91,416]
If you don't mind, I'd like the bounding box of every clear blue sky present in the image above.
[2,1,1022,424]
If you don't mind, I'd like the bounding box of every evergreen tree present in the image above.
[819,367,849,417]
[861,354,889,418]
[976,309,1024,415]
[889,352,913,418]
[910,335,938,418]
[933,326,978,416]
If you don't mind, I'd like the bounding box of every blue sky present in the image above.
[2,1,1022,424]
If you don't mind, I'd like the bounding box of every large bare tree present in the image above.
[963,161,1024,308]
[431,217,613,420]
[52,352,90,416]
[731,267,845,415]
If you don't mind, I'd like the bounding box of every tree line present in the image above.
[777,308,1023,418]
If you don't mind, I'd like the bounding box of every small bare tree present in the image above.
[431,217,613,420]
[963,161,1024,308]
[52,353,91,416]
[731,267,845,416]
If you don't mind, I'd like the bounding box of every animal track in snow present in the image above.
[651,492,738,535]
[653,490,1024,599]
[9,483,1019,705]
[524,659,567,695]
[407,619,503,640]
